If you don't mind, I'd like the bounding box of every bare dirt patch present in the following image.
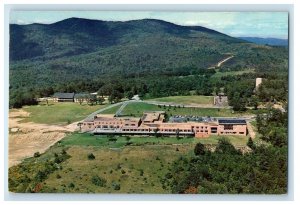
[9,109,78,167]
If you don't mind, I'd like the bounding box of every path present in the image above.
[115,101,131,116]
[217,55,234,67]
[84,101,126,121]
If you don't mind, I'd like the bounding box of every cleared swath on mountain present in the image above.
[10,17,286,88]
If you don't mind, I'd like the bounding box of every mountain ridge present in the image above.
[9,17,244,61]
[9,17,287,91]
[238,37,288,46]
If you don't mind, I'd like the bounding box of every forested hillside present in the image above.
[9,18,288,108]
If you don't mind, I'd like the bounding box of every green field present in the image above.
[21,102,107,125]
[42,145,193,193]
[147,95,214,105]
[122,102,253,117]
[100,104,122,115]
[9,132,250,193]
[61,132,249,147]
[212,69,255,78]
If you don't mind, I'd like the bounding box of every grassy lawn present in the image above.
[100,104,122,115]
[212,69,255,78]
[61,132,249,147]
[21,102,108,125]
[122,102,253,117]
[147,95,214,105]
[121,102,161,117]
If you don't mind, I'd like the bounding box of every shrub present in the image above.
[35,170,46,182]
[121,169,126,174]
[54,156,62,164]
[61,149,67,155]
[139,169,144,176]
[125,136,131,141]
[247,137,255,150]
[116,163,122,170]
[56,174,61,179]
[165,172,173,179]
[108,138,117,142]
[91,175,107,187]
[215,138,239,155]
[33,152,40,158]
[87,153,95,160]
[112,182,121,190]
[194,142,206,156]
[68,183,75,189]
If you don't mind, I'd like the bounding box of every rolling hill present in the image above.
[9,18,288,90]
[239,37,288,46]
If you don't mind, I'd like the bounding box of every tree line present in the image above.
[164,109,288,194]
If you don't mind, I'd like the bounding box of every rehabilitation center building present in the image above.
[81,111,247,138]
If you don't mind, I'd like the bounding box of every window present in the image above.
[211,127,218,133]
[239,132,244,134]
[224,124,233,130]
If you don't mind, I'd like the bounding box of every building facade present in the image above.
[53,92,75,102]
[80,111,247,138]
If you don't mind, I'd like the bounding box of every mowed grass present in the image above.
[212,69,255,78]
[22,102,107,125]
[122,102,253,117]
[147,95,214,105]
[100,104,122,114]
[121,102,161,117]
[61,132,249,148]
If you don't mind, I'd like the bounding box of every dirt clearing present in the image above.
[9,109,78,167]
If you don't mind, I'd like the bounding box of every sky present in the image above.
[10,11,288,39]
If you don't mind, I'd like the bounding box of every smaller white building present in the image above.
[255,78,263,90]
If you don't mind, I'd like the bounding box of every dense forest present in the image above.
[163,108,288,194]
[9,18,288,109]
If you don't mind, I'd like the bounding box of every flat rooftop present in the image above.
[218,119,246,125]
[142,112,163,122]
